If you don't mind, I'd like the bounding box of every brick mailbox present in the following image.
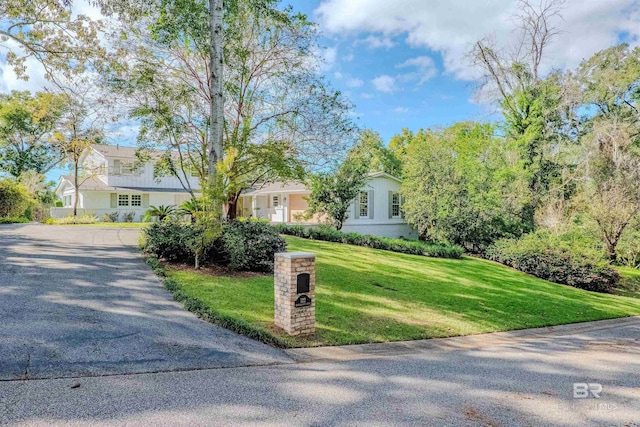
[274,252,316,336]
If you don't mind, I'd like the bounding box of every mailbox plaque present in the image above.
[296,273,310,294]
[295,294,312,308]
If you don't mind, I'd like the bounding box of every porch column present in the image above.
[251,196,257,218]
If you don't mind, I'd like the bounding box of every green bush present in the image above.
[274,223,464,259]
[222,220,287,272]
[141,219,202,262]
[0,216,30,224]
[141,219,286,272]
[46,214,99,225]
[0,179,31,217]
[486,231,620,293]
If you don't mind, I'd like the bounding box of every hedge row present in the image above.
[274,224,464,259]
[486,236,620,293]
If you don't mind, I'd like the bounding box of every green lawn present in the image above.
[617,266,640,298]
[166,236,640,347]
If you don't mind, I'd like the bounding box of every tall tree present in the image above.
[571,44,640,260]
[470,0,570,226]
[52,78,106,217]
[349,130,402,177]
[0,91,68,176]
[105,0,355,219]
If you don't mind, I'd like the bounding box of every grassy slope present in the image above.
[167,236,640,347]
[617,266,640,298]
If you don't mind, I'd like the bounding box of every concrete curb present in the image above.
[285,315,640,362]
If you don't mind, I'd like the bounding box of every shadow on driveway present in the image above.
[0,224,291,381]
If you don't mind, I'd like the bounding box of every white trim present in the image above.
[367,171,402,183]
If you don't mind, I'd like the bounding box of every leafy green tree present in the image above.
[0,91,68,176]
[570,44,640,261]
[349,130,402,176]
[0,178,31,218]
[401,122,531,251]
[307,155,369,230]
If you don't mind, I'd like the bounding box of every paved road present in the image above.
[0,224,291,381]
[1,317,639,426]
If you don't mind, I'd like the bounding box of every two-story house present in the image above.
[51,144,198,221]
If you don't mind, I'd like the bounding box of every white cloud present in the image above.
[393,107,409,113]
[343,53,355,62]
[371,75,396,93]
[361,92,375,99]
[346,77,364,88]
[315,0,640,80]
[355,34,395,49]
[396,55,437,84]
[334,71,343,79]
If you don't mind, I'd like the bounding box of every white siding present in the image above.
[104,158,200,190]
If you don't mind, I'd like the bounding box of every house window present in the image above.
[392,193,401,218]
[118,194,129,207]
[121,162,143,175]
[272,195,280,207]
[359,191,369,217]
[131,195,142,207]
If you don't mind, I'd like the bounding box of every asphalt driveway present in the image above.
[0,224,291,380]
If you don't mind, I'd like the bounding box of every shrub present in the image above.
[103,212,120,222]
[46,214,99,225]
[274,223,463,259]
[0,216,30,224]
[222,220,287,272]
[141,219,201,262]
[487,231,620,293]
[0,179,31,217]
[123,211,135,223]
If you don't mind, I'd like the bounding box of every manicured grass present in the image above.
[616,266,640,298]
[165,236,640,347]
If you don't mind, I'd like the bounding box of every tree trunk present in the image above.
[73,160,79,217]
[207,0,224,215]
[227,192,240,220]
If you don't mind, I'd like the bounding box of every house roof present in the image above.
[243,181,309,195]
[241,172,402,196]
[56,175,191,195]
[89,144,167,160]
[367,171,402,182]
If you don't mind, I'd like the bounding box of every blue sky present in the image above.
[284,1,488,142]
[284,0,640,142]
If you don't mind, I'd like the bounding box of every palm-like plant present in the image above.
[144,205,176,221]
[179,198,202,223]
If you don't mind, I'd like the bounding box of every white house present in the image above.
[239,172,417,239]
[51,145,197,221]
